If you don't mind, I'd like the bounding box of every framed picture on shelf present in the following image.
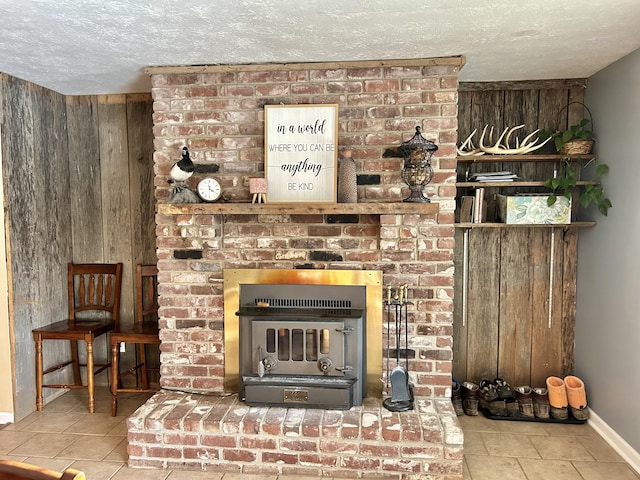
[264,104,338,203]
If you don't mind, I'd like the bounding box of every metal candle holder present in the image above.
[399,126,438,203]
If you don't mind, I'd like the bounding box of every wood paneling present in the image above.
[454,82,585,388]
[1,75,155,420]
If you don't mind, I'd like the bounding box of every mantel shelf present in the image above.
[157,202,440,216]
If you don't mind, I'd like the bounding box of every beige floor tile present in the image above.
[529,435,595,461]
[494,419,552,435]
[44,392,90,413]
[56,434,123,461]
[542,421,597,437]
[462,430,488,455]
[462,458,471,480]
[578,434,630,462]
[481,432,541,458]
[7,432,77,458]
[103,438,130,463]
[26,412,91,434]
[65,413,124,435]
[464,454,527,480]
[166,469,224,479]
[0,431,36,454]
[16,456,75,472]
[220,474,278,480]
[518,457,584,479]
[67,459,125,480]
[111,465,172,479]
[457,414,502,433]
[0,454,28,462]
[572,461,640,480]
[106,420,129,436]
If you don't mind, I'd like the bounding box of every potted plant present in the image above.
[540,117,595,155]
[544,159,612,216]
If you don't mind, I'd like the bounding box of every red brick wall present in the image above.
[149,58,460,398]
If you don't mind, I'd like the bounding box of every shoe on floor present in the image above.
[479,379,499,402]
[546,376,568,420]
[461,381,479,416]
[451,380,464,416]
[515,385,534,418]
[532,387,550,419]
[565,375,589,420]
[494,378,514,400]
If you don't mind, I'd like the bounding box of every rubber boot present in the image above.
[564,375,589,420]
[532,387,550,419]
[546,376,568,420]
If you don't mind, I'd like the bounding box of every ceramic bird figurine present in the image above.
[169,146,195,185]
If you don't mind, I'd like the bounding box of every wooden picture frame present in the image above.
[264,104,338,203]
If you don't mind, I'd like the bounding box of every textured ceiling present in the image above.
[1,0,639,95]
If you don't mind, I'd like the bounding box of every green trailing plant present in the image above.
[540,118,594,152]
[544,159,612,216]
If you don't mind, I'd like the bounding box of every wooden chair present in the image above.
[0,458,86,479]
[32,263,123,414]
[110,264,160,416]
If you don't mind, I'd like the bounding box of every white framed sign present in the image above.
[264,104,338,203]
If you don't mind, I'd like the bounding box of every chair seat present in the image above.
[33,319,115,338]
[111,322,160,343]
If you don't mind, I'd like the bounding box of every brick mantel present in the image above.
[129,57,463,479]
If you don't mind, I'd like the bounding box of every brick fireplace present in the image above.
[127,57,464,478]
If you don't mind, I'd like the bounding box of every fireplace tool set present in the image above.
[383,285,414,412]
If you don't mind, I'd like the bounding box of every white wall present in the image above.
[580,47,640,453]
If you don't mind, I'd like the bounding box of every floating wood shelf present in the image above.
[158,202,440,216]
[456,154,596,162]
[455,221,596,228]
[456,180,598,188]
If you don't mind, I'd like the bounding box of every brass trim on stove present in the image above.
[223,269,383,397]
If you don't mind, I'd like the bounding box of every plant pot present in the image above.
[560,139,594,156]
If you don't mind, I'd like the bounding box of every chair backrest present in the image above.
[0,459,85,480]
[136,264,159,325]
[68,262,123,327]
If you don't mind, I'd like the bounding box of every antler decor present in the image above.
[457,125,552,156]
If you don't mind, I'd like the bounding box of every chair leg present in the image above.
[85,339,95,414]
[138,343,149,389]
[70,340,81,386]
[34,336,44,411]
[111,340,119,417]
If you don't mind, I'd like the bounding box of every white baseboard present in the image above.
[0,412,14,424]
[589,409,640,475]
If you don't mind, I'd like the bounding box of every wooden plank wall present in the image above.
[453,80,587,389]
[1,74,155,420]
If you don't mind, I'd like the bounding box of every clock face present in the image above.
[197,177,222,202]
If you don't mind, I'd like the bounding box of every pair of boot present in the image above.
[514,385,550,419]
[546,375,589,420]
[479,378,518,417]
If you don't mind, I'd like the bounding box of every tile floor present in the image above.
[0,387,638,480]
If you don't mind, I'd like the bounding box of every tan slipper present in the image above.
[546,376,568,420]
[565,375,589,420]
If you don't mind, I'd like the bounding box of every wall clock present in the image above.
[196,177,222,202]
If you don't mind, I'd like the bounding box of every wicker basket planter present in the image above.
[560,138,594,155]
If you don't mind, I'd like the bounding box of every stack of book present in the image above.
[459,188,486,223]
[468,171,518,182]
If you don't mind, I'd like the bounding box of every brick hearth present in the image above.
[130,57,464,479]
[128,390,463,478]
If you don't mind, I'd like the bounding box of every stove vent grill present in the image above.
[253,297,352,309]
